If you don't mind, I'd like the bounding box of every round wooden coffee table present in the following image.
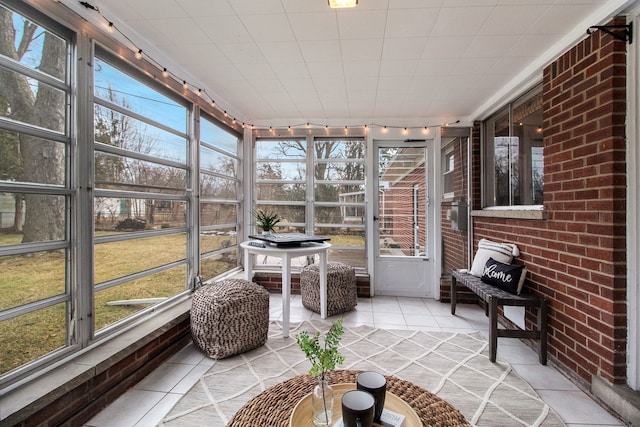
[226,369,470,427]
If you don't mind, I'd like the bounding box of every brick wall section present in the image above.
[441,130,473,303]
[466,20,627,385]
[253,271,371,297]
[8,314,191,427]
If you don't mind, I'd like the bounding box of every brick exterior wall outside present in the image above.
[441,130,473,303]
[452,20,627,386]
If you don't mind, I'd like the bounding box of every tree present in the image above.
[0,8,66,241]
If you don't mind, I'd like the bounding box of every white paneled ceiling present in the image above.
[60,0,633,127]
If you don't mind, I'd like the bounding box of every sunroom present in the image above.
[1,0,640,426]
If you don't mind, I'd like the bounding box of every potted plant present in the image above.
[253,208,281,234]
[296,318,345,427]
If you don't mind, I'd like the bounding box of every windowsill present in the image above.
[471,207,547,220]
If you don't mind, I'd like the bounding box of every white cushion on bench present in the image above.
[470,238,519,277]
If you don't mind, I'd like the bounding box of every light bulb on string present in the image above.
[162,68,169,78]
[182,80,188,90]
[134,49,143,60]
[107,22,114,33]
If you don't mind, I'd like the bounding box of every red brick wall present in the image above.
[466,20,627,385]
[254,272,371,297]
[8,314,191,427]
[441,130,473,302]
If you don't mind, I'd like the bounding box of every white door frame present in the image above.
[626,10,640,391]
[365,127,442,299]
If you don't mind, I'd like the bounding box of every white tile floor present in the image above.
[85,295,625,427]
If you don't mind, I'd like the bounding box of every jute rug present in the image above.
[161,321,564,427]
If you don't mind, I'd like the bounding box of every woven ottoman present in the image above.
[300,262,357,317]
[190,279,269,359]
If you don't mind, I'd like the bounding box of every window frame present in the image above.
[0,0,244,390]
[482,84,544,210]
[252,134,367,272]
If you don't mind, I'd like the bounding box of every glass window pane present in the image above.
[315,183,365,203]
[94,198,186,232]
[315,162,364,181]
[256,183,305,201]
[0,68,66,133]
[0,250,65,310]
[200,174,237,199]
[0,5,67,80]
[256,204,305,227]
[201,226,238,253]
[94,233,186,283]
[201,249,238,279]
[484,86,542,207]
[0,130,66,186]
[95,153,186,194]
[314,139,365,160]
[532,146,544,204]
[256,139,306,160]
[94,58,186,133]
[328,248,366,269]
[200,145,238,177]
[200,202,237,227]
[256,161,306,181]
[94,265,186,331]
[0,302,66,375]
[315,205,359,225]
[201,118,238,154]
[1,193,65,242]
[94,104,187,164]
[316,228,365,246]
[1,194,66,243]
[315,205,364,226]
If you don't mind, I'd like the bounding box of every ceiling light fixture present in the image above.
[328,0,357,8]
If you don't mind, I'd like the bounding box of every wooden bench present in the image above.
[451,269,548,364]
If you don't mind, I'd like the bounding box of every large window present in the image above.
[93,52,192,333]
[0,1,242,389]
[0,2,72,381]
[254,136,366,269]
[199,116,241,279]
[484,86,543,207]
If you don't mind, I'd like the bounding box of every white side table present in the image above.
[241,241,331,337]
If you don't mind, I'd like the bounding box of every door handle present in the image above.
[373,216,379,221]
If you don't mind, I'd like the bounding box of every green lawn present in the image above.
[0,231,363,374]
[0,232,234,374]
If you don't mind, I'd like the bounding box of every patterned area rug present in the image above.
[161,321,564,426]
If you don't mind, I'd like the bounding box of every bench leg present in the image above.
[451,275,457,315]
[489,296,498,362]
[538,299,548,365]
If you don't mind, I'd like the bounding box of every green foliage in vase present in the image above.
[296,318,345,380]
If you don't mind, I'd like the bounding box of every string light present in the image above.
[75,0,460,135]
[75,0,243,127]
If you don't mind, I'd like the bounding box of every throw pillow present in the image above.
[481,257,527,294]
[469,238,519,277]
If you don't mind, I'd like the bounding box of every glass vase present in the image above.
[312,376,334,426]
